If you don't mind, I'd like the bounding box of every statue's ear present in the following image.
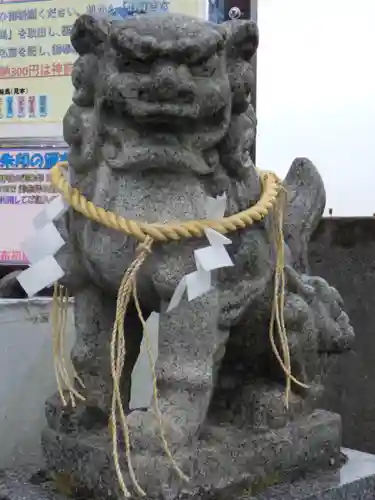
[71,14,110,55]
[221,19,259,61]
[283,158,326,273]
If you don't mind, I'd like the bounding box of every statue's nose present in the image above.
[145,63,195,102]
[154,65,177,97]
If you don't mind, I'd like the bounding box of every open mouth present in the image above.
[138,88,196,105]
[132,104,228,133]
[106,143,216,176]
[100,99,231,169]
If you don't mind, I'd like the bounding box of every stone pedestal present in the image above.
[1,449,375,500]
[40,410,341,499]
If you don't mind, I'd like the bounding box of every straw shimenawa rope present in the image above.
[50,162,281,242]
[49,160,306,497]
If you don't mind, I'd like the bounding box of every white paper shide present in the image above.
[167,193,234,312]
[129,312,160,410]
[17,196,68,297]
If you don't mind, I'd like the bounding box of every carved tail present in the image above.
[283,157,326,274]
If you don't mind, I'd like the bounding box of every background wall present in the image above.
[256,0,375,216]
[309,217,375,454]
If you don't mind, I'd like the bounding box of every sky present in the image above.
[256,0,375,216]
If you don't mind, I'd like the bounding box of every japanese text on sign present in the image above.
[0,250,27,263]
[0,148,68,264]
[0,0,173,125]
[0,149,67,169]
[0,0,203,126]
[0,0,82,124]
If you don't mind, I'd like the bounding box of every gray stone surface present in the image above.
[2,449,375,499]
[41,11,356,500]
[0,270,24,298]
[42,410,341,498]
[0,467,67,500]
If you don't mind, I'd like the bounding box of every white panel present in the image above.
[256,0,375,216]
[0,123,63,140]
[0,298,75,468]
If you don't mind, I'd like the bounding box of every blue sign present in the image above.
[208,0,225,23]
[0,148,68,169]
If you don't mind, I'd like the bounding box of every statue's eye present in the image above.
[190,57,217,77]
[116,57,150,74]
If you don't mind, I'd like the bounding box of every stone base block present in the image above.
[2,449,375,499]
[41,410,342,499]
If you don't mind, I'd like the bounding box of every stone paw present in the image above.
[45,393,109,434]
[124,408,187,454]
[230,382,306,431]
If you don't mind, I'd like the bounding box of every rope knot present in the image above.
[136,236,154,255]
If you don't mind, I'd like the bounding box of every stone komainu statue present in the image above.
[42,13,354,499]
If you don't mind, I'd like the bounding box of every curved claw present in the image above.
[284,265,315,299]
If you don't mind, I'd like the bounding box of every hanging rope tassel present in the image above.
[110,237,156,498]
[110,236,189,498]
[268,185,309,409]
[52,283,85,407]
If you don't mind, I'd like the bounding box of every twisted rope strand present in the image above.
[268,189,309,401]
[110,237,154,498]
[51,162,281,242]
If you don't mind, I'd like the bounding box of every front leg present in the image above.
[126,289,224,454]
